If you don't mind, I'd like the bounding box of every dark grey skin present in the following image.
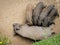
[32,2,45,26]
[42,8,59,27]
[37,5,55,26]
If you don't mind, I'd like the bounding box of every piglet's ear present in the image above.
[13,23,19,27]
[13,23,22,27]
[13,24,15,27]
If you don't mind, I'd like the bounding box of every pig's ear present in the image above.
[13,24,15,27]
[13,23,17,27]
[13,23,21,27]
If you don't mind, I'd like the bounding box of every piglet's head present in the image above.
[13,23,21,31]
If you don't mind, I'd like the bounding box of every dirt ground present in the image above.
[0,0,60,45]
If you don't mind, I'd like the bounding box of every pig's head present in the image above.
[13,23,22,36]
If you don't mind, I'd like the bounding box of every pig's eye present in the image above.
[16,28,20,30]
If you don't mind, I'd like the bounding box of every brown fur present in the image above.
[26,4,34,25]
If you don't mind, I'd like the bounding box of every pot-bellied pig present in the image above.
[32,2,45,26]
[42,8,59,27]
[13,23,55,41]
[37,5,55,26]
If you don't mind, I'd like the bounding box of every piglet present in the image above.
[13,23,55,41]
